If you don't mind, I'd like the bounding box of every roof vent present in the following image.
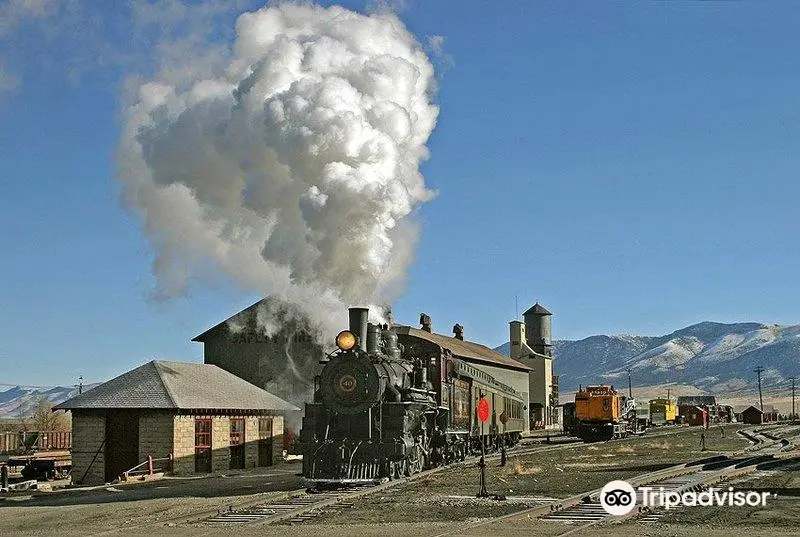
[420,313,432,332]
[453,324,464,340]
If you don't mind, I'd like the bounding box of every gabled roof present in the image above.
[192,297,315,343]
[192,299,267,342]
[394,326,531,372]
[54,361,299,412]
[676,395,717,407]
[523,303,552,316]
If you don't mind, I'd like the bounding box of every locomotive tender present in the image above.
[300,308,526,486]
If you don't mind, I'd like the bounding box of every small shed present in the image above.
[682,406,708,427]
[55,360,299,485]
[761,404,778,422]
[741,406,764,425]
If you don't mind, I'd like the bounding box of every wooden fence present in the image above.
[0,431,71,454]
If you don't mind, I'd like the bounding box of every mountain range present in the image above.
[4,321,799,419]
[0,385,98,421]
[496,321,800,396]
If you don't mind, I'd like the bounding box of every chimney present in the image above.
[453,324,464,340]
[509,320,525,360]
[420,313,432,332]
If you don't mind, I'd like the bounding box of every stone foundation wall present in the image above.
[71,411,105,486]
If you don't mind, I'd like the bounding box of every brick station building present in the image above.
[55,360,298,485]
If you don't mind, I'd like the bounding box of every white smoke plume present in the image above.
[118,3,439,339]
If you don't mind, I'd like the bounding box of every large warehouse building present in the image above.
[194,299,559,434]
[193,298,324,409]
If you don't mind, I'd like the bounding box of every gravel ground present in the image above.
[307,424,749,525]
[1,424,797,537]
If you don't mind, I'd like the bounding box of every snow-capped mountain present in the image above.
[495,321,800,394]
[0,384,97,419]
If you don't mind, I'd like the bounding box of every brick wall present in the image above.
[211,416,230,472]
[272,415,284,462]
[172,415,196,476]
[244,416,259,468]
[138,411,174,465]
[71,411,106,486]
[171,413,285,475]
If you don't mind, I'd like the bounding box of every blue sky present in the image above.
[1,1,799,386]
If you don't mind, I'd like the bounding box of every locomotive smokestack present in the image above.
[349,307,369,349]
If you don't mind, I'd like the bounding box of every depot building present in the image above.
[56,360,298,485]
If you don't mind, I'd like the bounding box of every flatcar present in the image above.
[300,308,524,486]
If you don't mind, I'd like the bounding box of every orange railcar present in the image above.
[573,385,637,442]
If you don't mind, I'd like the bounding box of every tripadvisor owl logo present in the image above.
[600,480,637,515]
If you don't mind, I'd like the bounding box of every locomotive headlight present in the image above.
[335,330,357,351]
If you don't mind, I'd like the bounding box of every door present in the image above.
[258,417,273,467]
[105,411,140,483]
[229,418,245,470]
[194,418,212,473]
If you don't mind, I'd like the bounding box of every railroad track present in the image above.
[185,424,749,527]
[191,438,583,526]
[429,423,800,537]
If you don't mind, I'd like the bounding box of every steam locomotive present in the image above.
[300,308,526,486]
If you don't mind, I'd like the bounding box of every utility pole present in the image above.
[667,388,671,402]
[75,376,83,395]
[627,369,633,398]
[754,366,764,412]
[790,377,797,421]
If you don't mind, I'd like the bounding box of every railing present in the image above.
[121,455,173,481]
[0,431,72,454]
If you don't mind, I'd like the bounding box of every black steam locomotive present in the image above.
[300,308,526,486]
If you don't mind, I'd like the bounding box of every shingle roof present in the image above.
[394,326,531,372]
[54,361,299,412]
[523,303,552,316]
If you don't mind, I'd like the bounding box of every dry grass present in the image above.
[644,440,671,449]
[615,445,635,453]
[509,458,543,476]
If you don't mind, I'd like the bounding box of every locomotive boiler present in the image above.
[300,307,525,486]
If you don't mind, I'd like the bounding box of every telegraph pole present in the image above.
[754,366,764,412]
[790,377,797,421]
[627,369,633,398]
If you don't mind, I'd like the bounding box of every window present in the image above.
[230,418,245,445]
